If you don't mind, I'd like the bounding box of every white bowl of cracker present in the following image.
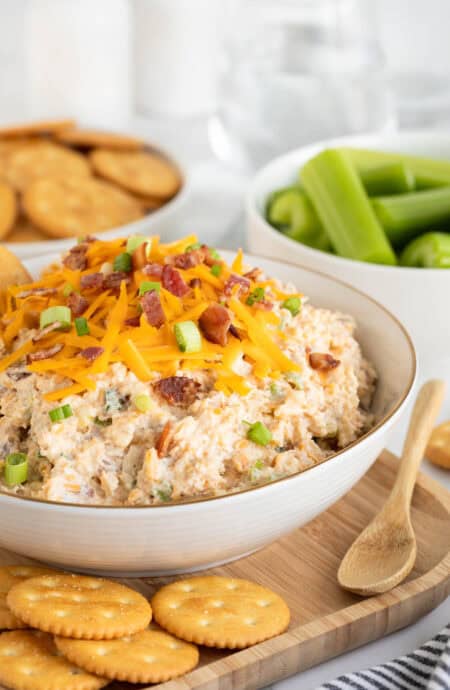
[0,118,188,259]
[0,237,415,575]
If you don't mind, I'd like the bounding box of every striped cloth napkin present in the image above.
[318,624,450,690]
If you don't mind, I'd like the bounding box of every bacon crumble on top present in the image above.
[161,265,190,297]
[309,353,340,371]
[153,376,201,407]
[140,290,166,328]
[26,343,63,363]
[63,244,89,271]
[224,273,250,297]
[199,303,232,347]
[66,292,89,317]
[79,346,105,361]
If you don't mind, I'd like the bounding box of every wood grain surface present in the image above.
[0,450,448,690]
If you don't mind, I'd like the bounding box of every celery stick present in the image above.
[372,186,450,248]
[359,162,415,196]
[400,232,450,268]
[301,149,397,265]
[267,187,332,252]
[346,147,450,189]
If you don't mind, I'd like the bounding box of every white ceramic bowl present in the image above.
[246,131,450,369]
[0,252,416,576]
[4,145,189,261]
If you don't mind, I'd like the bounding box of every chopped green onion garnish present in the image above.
[104,389,124,413]
[249,459,265,482]
[77,236,86,244]
[174,321,202,353]
[185,242,201,252]
[40,306,71,330]
[209,247,221,260]
[210,263,222,277]
[49,404,73,423]
[281,296,301,316]
[126,235,147,253]
[134,394,153,412]
[113,252,132,273]
[93,416,112,427]
[156,486,172,502]
[4,453,28,486]
[246,287,265,306]
[246,421,272,446]
[139,281,161,296]
[63,283,74,297]
[74,317,90,336]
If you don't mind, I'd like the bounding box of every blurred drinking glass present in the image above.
[210,0,394,171]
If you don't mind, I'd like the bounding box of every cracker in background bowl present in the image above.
[0,118,75,139]
[4,141,91,192]
[90,148,181,199]
[0,180,17,238]
[23,175,144,238]
[55,127,145,151]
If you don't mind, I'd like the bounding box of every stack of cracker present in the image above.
[0,119,182,244]
[0,568,290,689]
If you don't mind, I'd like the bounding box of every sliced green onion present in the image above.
[139,281,161,296]
[249,459,265,482]
[104,389,124,413]
[246,421,272,446]
[156,486,172,502]
[281,296,301,316]
[113,252,132,273]
[126,235,147,253]
[209,248,221,260]
[185,242,201,252]
[210,263,222,277]
[174,321,202,353]
[301,149,396,265]
[63,283,74,297]
[49,404,73,423]
[4,453,28,486]
[94,416,112,427]
[246,287,265,306]
[134,394,153,412]
[74,317,90,336]
[40,306,71,330]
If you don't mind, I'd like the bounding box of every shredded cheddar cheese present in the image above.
[0,235,302,400]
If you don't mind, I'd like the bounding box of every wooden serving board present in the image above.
[1,450,449,690]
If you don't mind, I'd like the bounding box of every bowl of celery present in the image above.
[246,131,450,367]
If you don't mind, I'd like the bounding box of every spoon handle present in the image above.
[392,379,445,506]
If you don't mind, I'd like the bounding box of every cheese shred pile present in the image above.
[0,235,301,401]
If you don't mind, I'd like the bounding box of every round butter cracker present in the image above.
[90,148,181,199]
[152,576,290,649]
[7,574,152,640]
[56,128,145,151]
[0,246,32,294]
[5,215,49,243]
[55,626,199,683]
[0,630,107,690]
[23,175,144,238]
[0,118,75,139]
[0,565,60,630]
[0,180,17,239]
[426,420,450,469]
[4,141,91,192]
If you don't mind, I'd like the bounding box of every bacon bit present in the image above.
[131,242,149,270]
[80,273,104,291]
[172,250,202,269]
[32,322,63,343]
[253,299,273,311]
[142,263,163,279]
[224,273,250,297]
[156,421,173,457]
[229,323,242,340]
[161,265,190,297]
[309,353,340,371]
[16,287,57,299]
[63,244,89,271]
[79,346,105,362]
[124,315,141,328]
[200,245,216,267]
[103,272,130,292]
[199,303,232,347]
[244,267,262,281]
[26,343,63,363]
[140,290,165,328]
[189,277,202,289]
[66,292,89,317]
[153,376,200,407]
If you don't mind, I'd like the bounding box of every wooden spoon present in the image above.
[338,379,445,596]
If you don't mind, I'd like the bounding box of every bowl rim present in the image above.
[246,129,450,275]
[0,250,417,512]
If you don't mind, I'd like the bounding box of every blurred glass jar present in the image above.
[210,0,395,171]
